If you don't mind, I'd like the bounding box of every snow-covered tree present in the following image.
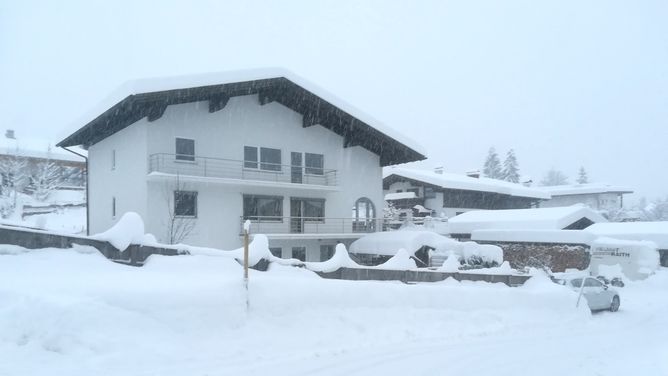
[482,147,502,179]
[502,149,520,183]
[576,166,589,184]
[163,174,197,244]
[0,151,29,217]
[540,168,569,186]
[30,159,62,201]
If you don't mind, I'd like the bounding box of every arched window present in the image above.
[352,197,376,232]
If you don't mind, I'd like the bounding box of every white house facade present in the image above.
[538,184,633,213]
[58,70,425,262]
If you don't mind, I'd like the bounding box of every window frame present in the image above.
[291,246,306,262]
[175,137,196,162]
[292,197,325,223]
[174,190,198,218]
[243,146,283,172]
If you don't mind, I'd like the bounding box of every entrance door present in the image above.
[290,198,303,233]
[291,152,303,184]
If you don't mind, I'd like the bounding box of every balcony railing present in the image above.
[240,216,389,235]
[148,153,338,187]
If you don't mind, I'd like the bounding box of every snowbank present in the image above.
[90,212,145,251]
[304,243,360,273]
[375,248,417,270]
[586,221,668,249]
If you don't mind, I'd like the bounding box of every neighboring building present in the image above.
[447,204,607,240]
[383,167,549,218]
[57,69,425,261]
[585,221,668,267]
[0,130,86,188]
[537,184,633,213]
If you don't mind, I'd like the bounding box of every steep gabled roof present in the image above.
[383,167,550,200]
[57,68,426,166]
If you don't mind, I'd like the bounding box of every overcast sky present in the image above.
[1,0,666,203]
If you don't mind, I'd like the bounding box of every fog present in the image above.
[1,0,666,202]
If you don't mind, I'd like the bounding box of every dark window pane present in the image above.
[305,153,324,175]
[303,199,324,220]
[320,245,335,261]
[292,246,306,262]
[244,146,258,169]
[243,195,282,221]
[176,138,195,161]
[269,247,282,258]
[175,191,197,217]
[260,147,281,171]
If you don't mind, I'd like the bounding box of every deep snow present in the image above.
[1,245,666,376]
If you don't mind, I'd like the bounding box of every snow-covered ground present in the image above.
[0,190,86,234]
[1,245,666,376]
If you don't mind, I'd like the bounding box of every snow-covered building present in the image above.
[57,69,425,261]
[383,167,549,218]
[448,204,607,240]
[0,130,86,187]
[537,183,633,213]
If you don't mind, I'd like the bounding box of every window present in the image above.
[260,147,281,171]
[175,138,195,161]
[174,191,197,217]
[111,149,116,170]
[269,247,282,258]
[320,245,335,261]
[305,153,324,175]
[291,246,306,262]
[425,187,436,199]
[303,198,325,221]
[244,146,282,171]
[571,279,583,288]
[112,197,116,218]
[585,278,603,287]
[244,146,258,168]
[243,195,283,221]
[352,197,376,232]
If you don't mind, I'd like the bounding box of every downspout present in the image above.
[60,146,89,235]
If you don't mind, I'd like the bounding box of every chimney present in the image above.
[5,129,15,139]
[434,166,444,175]
[466,170,480,179]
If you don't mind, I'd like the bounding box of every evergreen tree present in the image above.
[502,149,520,183]
[577,166,589,184]
[540,168,569,186]
[482,147,502,179]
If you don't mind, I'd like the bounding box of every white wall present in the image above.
[541,193,622,211]
[88,120,148,234]
[139,95,383,250]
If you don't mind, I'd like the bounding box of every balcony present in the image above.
[240,216,389,237]
[148,153,338,187]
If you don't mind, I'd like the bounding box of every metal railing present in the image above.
[240,216,390,235]
[148,153,338,186]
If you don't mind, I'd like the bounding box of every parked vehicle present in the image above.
[557,277,621,312]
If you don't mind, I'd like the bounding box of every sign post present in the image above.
[243,220,250,312]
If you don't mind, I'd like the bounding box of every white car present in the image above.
[566,277,621,312]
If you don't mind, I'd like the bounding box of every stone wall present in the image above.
[478,241,590,272]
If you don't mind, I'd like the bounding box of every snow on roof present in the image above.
[384,191,417,200]
[538,183,633,196]
[59,68,426,157]
[349,230,453,256]
[448,204,607,234]
[472,229,596,245]
[384,167,550,200]
[0,136,86,162]
[585,222,668,249]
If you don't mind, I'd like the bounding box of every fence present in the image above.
[317,267,531,286]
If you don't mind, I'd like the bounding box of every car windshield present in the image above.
[2,1,665,375]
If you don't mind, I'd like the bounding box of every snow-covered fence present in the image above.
[21,203,87,219]
[0,225,184,266]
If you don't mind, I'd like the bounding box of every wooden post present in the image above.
[243,220,250,312]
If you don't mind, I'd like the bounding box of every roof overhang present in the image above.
[57,73,426,167]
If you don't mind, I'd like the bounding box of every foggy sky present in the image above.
[1,0,667,203]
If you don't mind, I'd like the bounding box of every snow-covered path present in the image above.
[1,246,666,376]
